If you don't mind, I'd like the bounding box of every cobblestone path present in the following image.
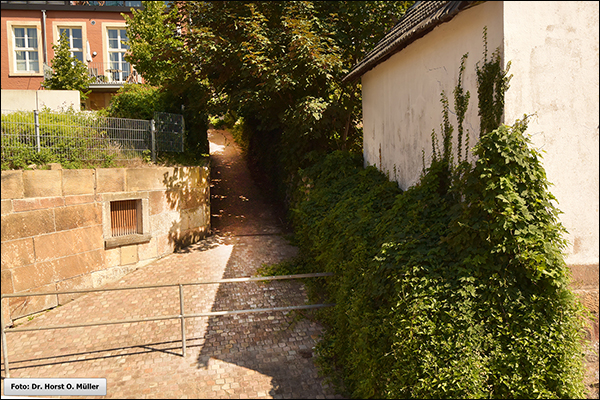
[0,129,343,399]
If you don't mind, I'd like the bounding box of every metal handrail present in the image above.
[0,272,334,378]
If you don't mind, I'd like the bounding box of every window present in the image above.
[52,22,87,66]
[6,21,42,76]
[107,28,130,82]
[13,26,40,72]
[58,27,84,62]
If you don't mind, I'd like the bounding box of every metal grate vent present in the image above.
[110,199,139,237]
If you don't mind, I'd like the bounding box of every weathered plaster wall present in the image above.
[1,165,210,324]
[502,1,599,268]
[361,1,598,336]
[362,1,503,190]
[362,0,598,268]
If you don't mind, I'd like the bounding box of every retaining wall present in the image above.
[1,89,81,112]
[1,165,210,324]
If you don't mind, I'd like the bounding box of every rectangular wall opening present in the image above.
[110,199,140,237]
[103,193,151,248]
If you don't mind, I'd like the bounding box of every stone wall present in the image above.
[1,165,210,324]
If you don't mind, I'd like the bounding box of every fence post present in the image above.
[150,119,156,163]
[179,284,186,357]
[1,298,10,378]
[34,109,40,153]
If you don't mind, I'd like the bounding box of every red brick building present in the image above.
[1,1,144,109]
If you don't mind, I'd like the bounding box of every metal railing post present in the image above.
[179,284,186,357]
[1,298,10,378]
[150,119,156,162]
[34,109,40,153]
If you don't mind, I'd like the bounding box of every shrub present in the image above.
[103,83,165,120]
[287,30,587,398]
[2,108,128,170]
[290,126,587,398]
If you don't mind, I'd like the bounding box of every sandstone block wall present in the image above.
[1,165,210,324]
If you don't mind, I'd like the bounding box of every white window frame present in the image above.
[102,22,131,83]
[52,21,88,64]
[6,21,43,76]
[58,27,84,62]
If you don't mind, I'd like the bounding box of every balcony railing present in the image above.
[88,62,142,86]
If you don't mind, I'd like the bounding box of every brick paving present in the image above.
[1,129,344,399]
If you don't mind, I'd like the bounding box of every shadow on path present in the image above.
[192,129,340,398]
[0,129,341,399]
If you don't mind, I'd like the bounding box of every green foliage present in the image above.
[125,0,413,205]
[42,32,94,101]
[208,115,228,130]
[103,83,164,120]
[172,81,211,153]
[1,106,208,170]
[156,149,209,167]
[122,1,185,87]
[103,82,209,153]
[124,1,212,153]
[255,258,297,277]
[229,116,252,155]
[444,119,586,398]
[454,53,471,163]
[476,27,512,137]
[290,131,586,399]
[1,108,120,170]
[221,111,238,129]
[287,29,587,398]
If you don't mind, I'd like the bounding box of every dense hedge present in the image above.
[289,121,587,398]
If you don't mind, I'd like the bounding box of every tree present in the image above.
[125,1,413,195]
[42,31,94,101]
[122,0,187,87]
[123,1,211,152]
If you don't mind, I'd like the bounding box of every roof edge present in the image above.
[342,1,480,83]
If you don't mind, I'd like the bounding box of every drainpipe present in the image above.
[41,10,48,64]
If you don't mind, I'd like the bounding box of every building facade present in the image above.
[1,1,144,109]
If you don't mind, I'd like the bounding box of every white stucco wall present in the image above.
[503,1,599,266]
[362,1,599,267]
[362,1,503,189]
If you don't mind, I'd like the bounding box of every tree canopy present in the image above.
[124,0,413,194]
